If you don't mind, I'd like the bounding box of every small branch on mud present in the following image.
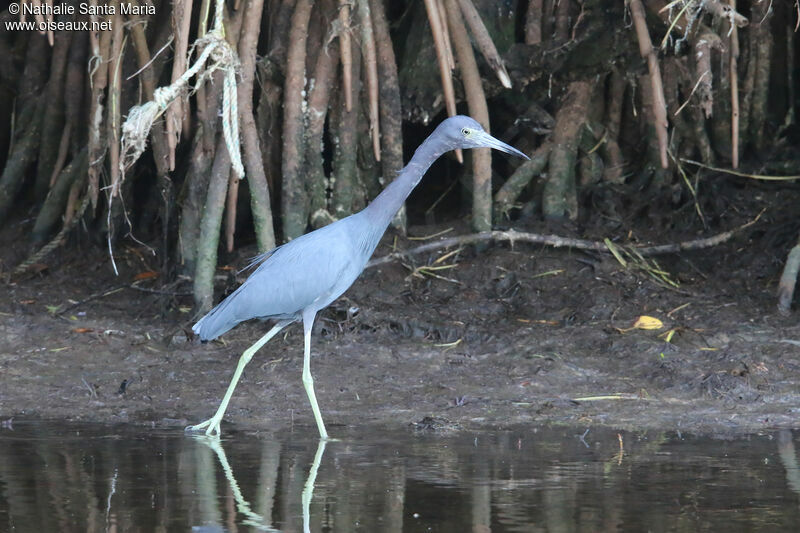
[81,377,99,399]
[367,211,764,268]
[681,160,800,181]
[54,281,194,316]
[56,285,127,315]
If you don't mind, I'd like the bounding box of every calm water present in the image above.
[0,422,798,532]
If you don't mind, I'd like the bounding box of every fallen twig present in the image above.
[408,227,454,241]
[572,394,645,402]
[52,280,194,316]
[367,211,764,268]
[56,285,127,315]
[682,159,800,181]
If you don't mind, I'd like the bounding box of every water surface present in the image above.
[0,422,798,531]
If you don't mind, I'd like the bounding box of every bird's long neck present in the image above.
[361,134,448,233]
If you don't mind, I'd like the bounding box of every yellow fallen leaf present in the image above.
[633,315,663,330]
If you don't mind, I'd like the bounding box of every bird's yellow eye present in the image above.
[461,128,470,136]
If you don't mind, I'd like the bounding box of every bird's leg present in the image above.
[186,319,293,436]
[302,310,329,440]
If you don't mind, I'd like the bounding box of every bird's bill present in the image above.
[475,131,530,160]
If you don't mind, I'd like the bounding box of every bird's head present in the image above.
[436,116,529,159]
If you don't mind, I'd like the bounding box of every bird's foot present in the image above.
[185,417,222,437]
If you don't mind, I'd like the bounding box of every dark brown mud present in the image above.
[1,195,799,437]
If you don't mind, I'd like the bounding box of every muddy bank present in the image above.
[2,216,799,437]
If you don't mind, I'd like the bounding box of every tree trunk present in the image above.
[281,0,314,240]
[194,134,233,313]
[0,97,44,224]
[542,80,592,220]
[445,0,492,232]
[31,148,89,245]
[35,30,72,201]
[332,41,362,219]
[238,0,277,252]
[369,0,406,232]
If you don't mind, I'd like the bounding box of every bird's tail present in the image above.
[192,297,242,341]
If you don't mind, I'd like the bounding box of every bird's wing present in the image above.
[193,221,357,340]
[238,245,283,274]
[241,225,356,316]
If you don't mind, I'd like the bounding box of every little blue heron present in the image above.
[187,115,528,439]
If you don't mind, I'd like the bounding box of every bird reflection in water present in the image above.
[190,434,328,533]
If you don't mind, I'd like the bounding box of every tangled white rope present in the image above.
[119,0,244,182]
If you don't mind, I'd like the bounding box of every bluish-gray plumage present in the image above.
[193,116,525,340]
[193,219,365,340]
[187,115,528,438]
